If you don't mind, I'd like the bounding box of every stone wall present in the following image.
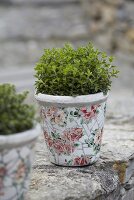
[0,0,134,67]
[0,0,86,67]
[81,0,134,52]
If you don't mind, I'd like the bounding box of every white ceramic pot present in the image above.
[35,93,108,166]
[0,124,40,200]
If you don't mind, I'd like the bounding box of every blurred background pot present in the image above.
[35,92,108,167]
[0,124,40,200]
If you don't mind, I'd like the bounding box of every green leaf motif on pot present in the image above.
[85,138,94,147]
[93,144,101,154]
[70,111,73,116]
[74,143,80,147]
[104,103,107,116]
[51,132,60,140]
[80,118,84,125]
[65,159,73,166]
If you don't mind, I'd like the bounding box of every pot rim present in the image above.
[0,124,41,148]
[34,92,109,106]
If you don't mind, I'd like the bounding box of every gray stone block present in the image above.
[0,6,87,41]
[0,0,80,6]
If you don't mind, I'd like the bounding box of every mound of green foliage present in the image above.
[35,43,119,96]
[0,84,35,135]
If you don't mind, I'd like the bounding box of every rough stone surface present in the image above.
[81,0,134,52]
[0,6,87,41]
[0,0,134,66]
[0,0,80,5]
[25,123,134,200]
[0,4,87,67]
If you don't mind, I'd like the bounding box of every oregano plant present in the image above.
[0,84,35,135]
[35,43,119,96]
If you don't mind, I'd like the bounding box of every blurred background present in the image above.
[0,0,134,124]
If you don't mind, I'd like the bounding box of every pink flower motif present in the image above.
[0,167,6,177]
[53,140,65,155]
[0,166,6,195]
[81,107,87,113]
[94,128,103,145]
[46,107,58,117]
[51,111,65,125]
[81,104,100,120]
[64,128,83,142]
[44,130,49,140]
[44,129,81,155]
[73,156,91,166]
[44,107,66,125]
[15,162,26,183]
[47,138,54,148]
[84,111,95,119]
[64,144,75,154]
[40,107,46,118]
[91,105,99,113]
[44,131,53,147]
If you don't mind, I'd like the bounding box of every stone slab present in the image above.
[0,0,80,6]
[0,40,89,67]
[0,6,87,42]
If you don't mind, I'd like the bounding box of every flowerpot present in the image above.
[0,124,40,200]
[35,93,108,167]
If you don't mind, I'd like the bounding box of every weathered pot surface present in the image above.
[35,93,108,167]
[0,124,40,200]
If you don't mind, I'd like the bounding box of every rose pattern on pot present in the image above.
[0,142,35,200]
[41,102,106,166]
[44,128,83,156]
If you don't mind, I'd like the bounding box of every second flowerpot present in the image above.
[0,125,40,200]
[35,92,108,167]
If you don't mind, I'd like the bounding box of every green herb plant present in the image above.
[0,84,35,135]
[35,43,119,96]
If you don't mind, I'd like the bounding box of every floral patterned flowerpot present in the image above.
[35,93,108,167]
[0,124,40,200]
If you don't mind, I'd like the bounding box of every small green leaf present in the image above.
[0,84,35,135]
[80,118,84,124]
[70,111,73,115]
[74,111,78,116]
[74,143,79,147]
[34,43,119,96]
